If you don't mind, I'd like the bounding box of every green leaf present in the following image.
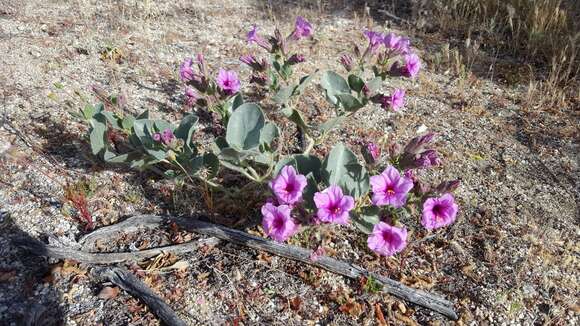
[351,206,380,234]
[226,103,265,151]
[82,104,95,120]
[302,173,319,209]
[320,71,350,106]
[295,73,316,95]
[104,151,141,164]
[366,77,383,93]
[212,136,229,154]
[274,154,322,181]
[133,119,154,147]
[164,170,177,178]
[121,115,135,130]
[203,153,220,179]
[322,143,369,198]
[281,107,309,132]
[348,74,365,93]
[232,93,244,111]
[174,113,199,149]
[317,116,346,134]
[273,86,295,104]
[259,122,279,147]
[89,113,108,156]
[218,147,248,163]
[153,119,172,133]
[336,93,364,112]
[101,111,124,130]
[136,110,149,120]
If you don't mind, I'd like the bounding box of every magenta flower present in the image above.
[364,30,384,53]
[402,53,421,78]
[394,37,411,54]
[383,33,401,50]
[152,133,161,142]
[421,194,459,230]
[367,222,407,256]
[370,166,413,208]
[415,149,441,168]
[381,88,405,111]
[184,87,197,106]
[292,16,313,39]
[216,69,240,96]
[179,58,194,82]
[362,142,380,165]
[313,185,355,225]
[161,129,174,145]
[261,203,299,242]
[269,166,307,205]
[287,54,306,65]
[247,25,272,51]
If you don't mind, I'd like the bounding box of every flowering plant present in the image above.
[78,17,460,257]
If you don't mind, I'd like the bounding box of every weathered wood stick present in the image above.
[163,215,458,320]
[82,214,457,319]
[78,215,165,251]
[13,237,219,264]
[97,267,187,326]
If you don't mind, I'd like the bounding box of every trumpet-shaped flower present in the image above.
[364,30,383,53]
[269,166,307,205]
[383,33,400,48]
[292,16,313,39]
[216,69,240,95]
[402,53,421,78]
[184,87,197,106]
[421,194,458,230]
[381,88,405,111]
[261,203,299,242]
[367,222,407,256]
[313,185,354,224]
[179,58,194,82]
[247,25,272,51]
[370,166,413,207]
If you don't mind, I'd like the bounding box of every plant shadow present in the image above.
[1,219,64,325]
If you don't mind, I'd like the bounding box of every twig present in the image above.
[13,237,219,264]
[377,9,410,24]
[79,215,458,319]
[96,267,187,326]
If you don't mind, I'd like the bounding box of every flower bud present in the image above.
[404,133,435,155]
[240,55,268,71]
[435,180,460,193]
[287,54,306,65]
[167,150,176,162]
[339,54,354,72]
[250,73,268,86]
[361,142,380,165]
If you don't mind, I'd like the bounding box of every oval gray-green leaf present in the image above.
[322,143,369,198]
[259,122,280,147]
[351,206,380,234]
[226,103,265,151]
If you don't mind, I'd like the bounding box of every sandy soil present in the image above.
[0,0,578,325]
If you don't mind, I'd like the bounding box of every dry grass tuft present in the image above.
[426,0,579,108]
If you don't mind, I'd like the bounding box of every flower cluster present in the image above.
[263,163,459,257]
[179,54,240,121]
[242,17,313,90]
[398,133,442,170]
[338,30,424,113]
[262,166,356,242]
